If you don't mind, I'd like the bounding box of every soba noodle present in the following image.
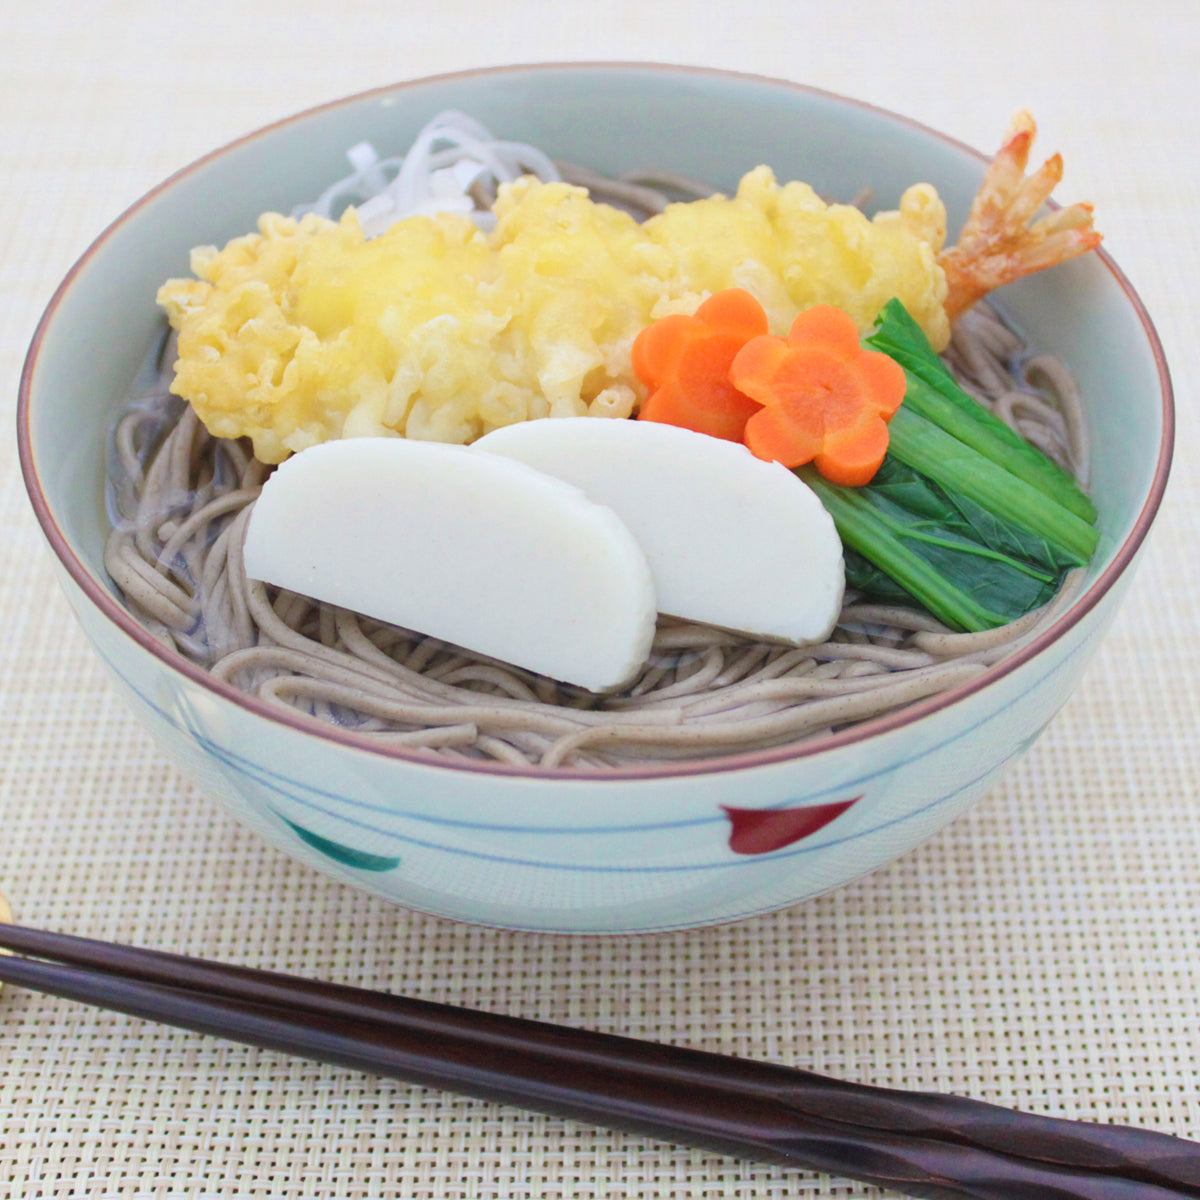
[105,171,1091,770]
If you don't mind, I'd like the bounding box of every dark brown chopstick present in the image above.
[1,925,1197,1200]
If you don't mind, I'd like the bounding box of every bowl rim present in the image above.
[17,60,1176,783]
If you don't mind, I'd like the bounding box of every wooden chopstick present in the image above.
[1,925,1198,1200]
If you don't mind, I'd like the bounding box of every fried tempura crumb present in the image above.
[159,170,949,463]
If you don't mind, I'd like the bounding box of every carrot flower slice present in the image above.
[732,305,906,486]
[632,288,769,442]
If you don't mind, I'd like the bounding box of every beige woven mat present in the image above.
[2,3,1198,1196]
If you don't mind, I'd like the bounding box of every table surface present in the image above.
[2,3,1198,1197]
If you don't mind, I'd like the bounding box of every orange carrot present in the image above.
[731,305,906,486]
[632,288,769,443]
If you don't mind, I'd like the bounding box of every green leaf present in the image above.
[867,298,1097,523]
[803,461,1062,631]
[886,406,1098,566]
[861,458,1066,575]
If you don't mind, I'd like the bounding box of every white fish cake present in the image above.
[475,419,845,643]
[243,438,657,691]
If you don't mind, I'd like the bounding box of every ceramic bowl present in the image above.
[19,64,1172,933]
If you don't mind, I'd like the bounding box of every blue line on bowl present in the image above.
[91,619,1095,839]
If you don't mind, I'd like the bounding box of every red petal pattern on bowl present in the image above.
[722,798,860,855]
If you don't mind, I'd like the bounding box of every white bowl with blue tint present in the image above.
[19,64,1173,933]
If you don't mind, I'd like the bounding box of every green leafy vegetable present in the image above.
[800,461,1062,631]
[887,406,1098,566]
[867,299,1097,524]
[798,299,1100,633]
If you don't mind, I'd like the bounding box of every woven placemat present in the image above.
[2,3,1197,1196]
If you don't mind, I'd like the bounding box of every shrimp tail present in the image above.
[939,110,1102,323]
